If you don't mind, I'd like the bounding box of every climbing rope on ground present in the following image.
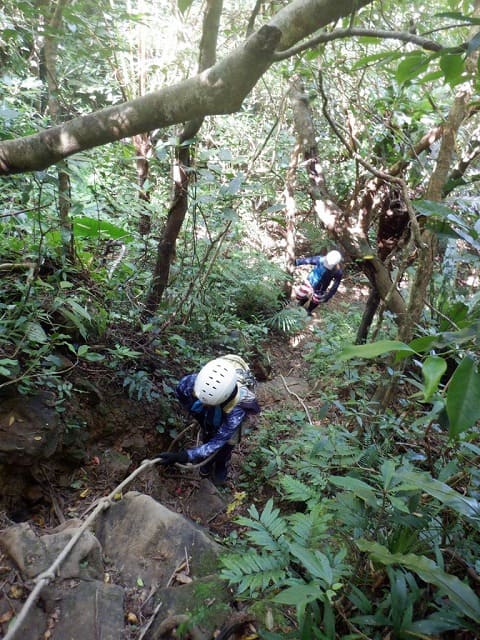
[3,451,217,640]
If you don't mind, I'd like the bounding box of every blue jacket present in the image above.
[175,374,261,462]
[295,256,343,301]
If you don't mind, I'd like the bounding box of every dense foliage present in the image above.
[221,308,480,638]
[1,0,479,637]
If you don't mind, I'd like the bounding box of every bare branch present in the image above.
[273,26,447,61]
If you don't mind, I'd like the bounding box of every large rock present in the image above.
[0,392,60,465]
[144,575,233,640]
[94,491,222,589]
[184,478,226,525]
[0,492,234,640]
[0,520,103,580]
[43,580,125,640]
[0,580,124,640]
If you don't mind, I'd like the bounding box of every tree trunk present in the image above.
[42,0,74,263]
[143,146,191,317]
[283,141,299,298]
[374,89,473,409]
[143,0,223,318]
[133,133,153,236]
[355,288,380,344]
[398,90,471,343]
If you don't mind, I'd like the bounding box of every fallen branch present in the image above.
[280,374,313,425]
[137,600,163,640]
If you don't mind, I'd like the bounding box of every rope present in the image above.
[3,454,212,640]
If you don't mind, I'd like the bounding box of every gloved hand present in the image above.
[157,451,189,465]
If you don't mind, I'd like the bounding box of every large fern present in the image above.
[287,507,333,548]
[220,549,289,595]
[220,497,348,600]
[278,474,319,507]
[236,499,288,551]
[264,304,308,335]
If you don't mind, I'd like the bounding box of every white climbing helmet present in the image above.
[194,358,238,405]
[324,250,342,270]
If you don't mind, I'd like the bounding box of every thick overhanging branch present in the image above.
[0,0,374,175]
[0,25,280,175]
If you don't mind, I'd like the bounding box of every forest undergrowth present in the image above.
[1,268,479,640]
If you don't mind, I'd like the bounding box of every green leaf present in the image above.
[83,351,104,362]
[408,335,439,353]
[329,476,378,507]
[225,174,244,195]
[419,69,444,83]
[434,12,480,25]
[73,216,133,242]
[439,302,469,330]
[64,299,92,322]
[388,495,411,513]
[422,356,447,401]
[59,308,88,339]
[439,54,465,86]
[339,340,415,361]
[410,609,473,634]
[356,540,480,623]
[0,358,19,367]
[441,324,480,347]
[390,569,408,622]
[0,358,19,377]
[446,356,480,437]
[289,543,333,584]
[178,0,194,13]
[396,52,430,84]
[25,322,48,344]
[273,583,323,606]
[380,459,396,491]
[396,470,480,521]
[351,50,404,70]
[414,199,456,218]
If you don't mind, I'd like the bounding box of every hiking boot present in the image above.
[212,464,228,486]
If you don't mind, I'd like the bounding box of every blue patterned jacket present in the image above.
[295,255,343,301]
[175,373,261,462]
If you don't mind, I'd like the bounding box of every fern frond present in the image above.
[287,508,333,547]
[265,305,308,335]
[237,499,288,550]
[259,499,286,535]
[278,474,318,505]
[220,550,288,596]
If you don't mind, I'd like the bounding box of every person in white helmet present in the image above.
[294,250,343,315]
[158,355,260,485]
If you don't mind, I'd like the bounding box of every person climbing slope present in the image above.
[158,355,260,485]
[294,249,343,315]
